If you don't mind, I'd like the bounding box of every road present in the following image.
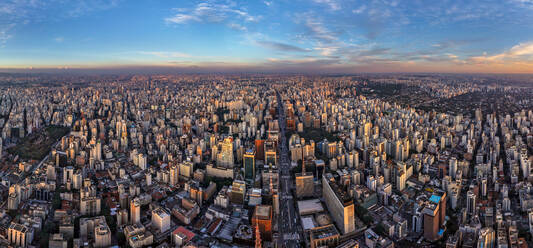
[275,90,302,248]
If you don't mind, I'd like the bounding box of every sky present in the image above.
[1,0,533,73]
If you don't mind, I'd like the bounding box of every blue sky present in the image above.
[1,0,533,73]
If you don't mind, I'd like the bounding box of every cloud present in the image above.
[469,41,533,64]
[294,13,339,43]
[264,1,272,6]
[0,24,15,47]
[139,51,191,58]
[352,5,366,14]
[314,46,339,56]
[165,14,199,24]
[165,2,260,25]
[228,23,247,31]
[313,0,340,11]
[54,37,64,42]
[0,0,120,47]
[256,41,309,52]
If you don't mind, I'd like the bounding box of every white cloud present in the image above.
[165,2,260,25]
[228,23,247,31]
[165,14,199,24]
[54,36,64,42]
[352,5,366,14]
[0,24,15,47]
[313,0,340,11]
[469,41,533,63]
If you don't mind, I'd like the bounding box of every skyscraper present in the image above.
[130,198,141,224]
[217,137,234,167]
[423,192,446,241]
[265,139,277,166]
[169,164,179,186]
[244,149,256,181]
[477,227,495,248]
[252,205,273,241]
[467,190,476,216]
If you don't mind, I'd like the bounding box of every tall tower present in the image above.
[169,163,179,186]
[467,190,476,216]
[130,198,141,224]
[244,149,256,181]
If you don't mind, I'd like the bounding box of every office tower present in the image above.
[217,137,234,167]
[423,192,447,241]
[252,205,272,241]
[295,163,314,198]
[322,174,355,234]
[152,207,170,233]
[255,139,265,161]
[477,227,495,248]
[480,178,488,198]
[169,164,179,186]
[467,190,476,216]
[265,139,277,166]
[130,198,141,224]
[230,180,246,204]
[244,149,256,181]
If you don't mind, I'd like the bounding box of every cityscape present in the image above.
[1,1,533,248]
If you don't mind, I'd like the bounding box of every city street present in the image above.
[276,90,302,248]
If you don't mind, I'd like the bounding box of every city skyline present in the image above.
[2,0,533,73]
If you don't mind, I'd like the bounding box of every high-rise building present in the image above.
[467,190,476,216]
[169,164,179,186]
[255,139,265,161]
[94,223,112,248]
[230,180,246,204]
[295,172,314,198]
[423,192,447,241]
[152,207,170,233]
[477,227,495,248]
[252,205,272,241]
[449,157,457,179]
[217,137,234,167]
[179,161,194,178]
[244,149,256,181]
[130,198,141,224]
[322,174,355,234]
[265,139,277,166]
[8,223,33,248]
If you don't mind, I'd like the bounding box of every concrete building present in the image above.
[252,205,273,241]
[131,197,141,224]
[8,223,33,248]
[152,207,171,233]
[322,174,355,234]
[309,224,340,248]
